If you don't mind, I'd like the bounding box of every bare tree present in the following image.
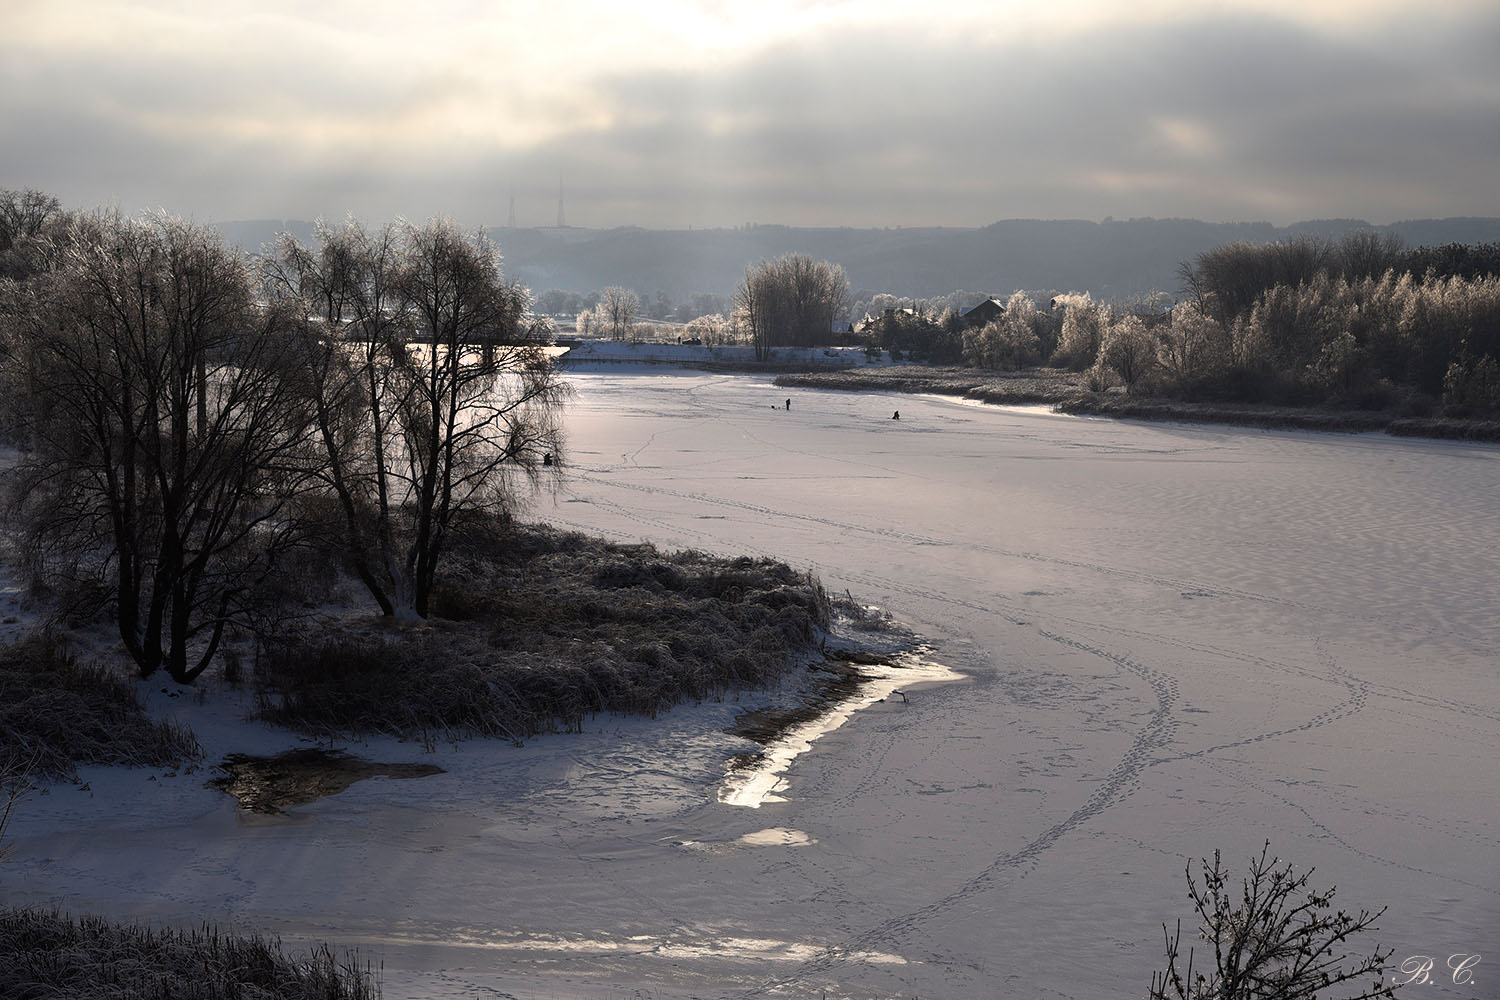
[1337,231,1405,282]
[7,212,312,683]
[262,218,410,617]
[734,253,850,360]
[263,218,568,620]
[599,286,639,338]
[734,258,787,361]
[780,253,851,346]
[1150,844,1396,1000]
[1179,237,1339,327]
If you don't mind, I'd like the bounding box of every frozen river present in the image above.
[4,369,1496,999]
[542,371,1498,998]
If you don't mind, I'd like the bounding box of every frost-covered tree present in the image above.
[8,212,312,683]
[1157,303,1229,392]
[0,188,64,281]
[1098,314,1157,390]
[262,218,568,620]
[962,317,1039,370]
[1054,295,1104,370]
[599,286,639,338]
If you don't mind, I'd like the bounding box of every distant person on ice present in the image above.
[892,410,900,420]
[785,398,791,411]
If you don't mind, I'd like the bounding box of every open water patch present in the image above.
[209,748,444,813]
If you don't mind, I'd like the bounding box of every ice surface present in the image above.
[3,371,1496,999]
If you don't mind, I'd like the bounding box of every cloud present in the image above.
[2,2,1496,226]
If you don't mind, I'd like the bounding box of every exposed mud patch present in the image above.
[209,748,444,814]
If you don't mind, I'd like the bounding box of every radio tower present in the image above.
[556,178,566,228]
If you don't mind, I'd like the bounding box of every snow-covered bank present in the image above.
[779,364,1500,441]
[4,371,1497,999]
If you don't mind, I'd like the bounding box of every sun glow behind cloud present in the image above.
[3,0,1497,225]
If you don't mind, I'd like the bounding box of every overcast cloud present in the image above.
[3,0,1497,227]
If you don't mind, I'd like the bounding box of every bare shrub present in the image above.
[1149,843,1395,1000]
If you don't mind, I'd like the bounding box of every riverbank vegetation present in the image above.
[0,635,200,780]
[0,910,378,1000]
[782,234,1500,439]
[255,521,830,742]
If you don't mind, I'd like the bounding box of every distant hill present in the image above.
[215,217,1500,302]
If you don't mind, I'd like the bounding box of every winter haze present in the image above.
[4,0,1499,228]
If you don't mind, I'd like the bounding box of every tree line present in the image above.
[0,189,565,684]
[943,232,1500,415]
[1093,233,1500,410]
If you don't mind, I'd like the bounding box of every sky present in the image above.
[3,0,1498,229]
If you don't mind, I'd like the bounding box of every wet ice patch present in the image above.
[738,827,815,846]
[209,748,443,813]
[676,827,815,851]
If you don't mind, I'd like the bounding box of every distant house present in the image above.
[960,297,1006,328]
[873,307,918,333]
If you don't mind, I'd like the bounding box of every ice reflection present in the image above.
[719,649,962,808]
[363,928,907,965]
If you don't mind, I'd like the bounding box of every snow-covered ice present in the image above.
[3,369,1496,999]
